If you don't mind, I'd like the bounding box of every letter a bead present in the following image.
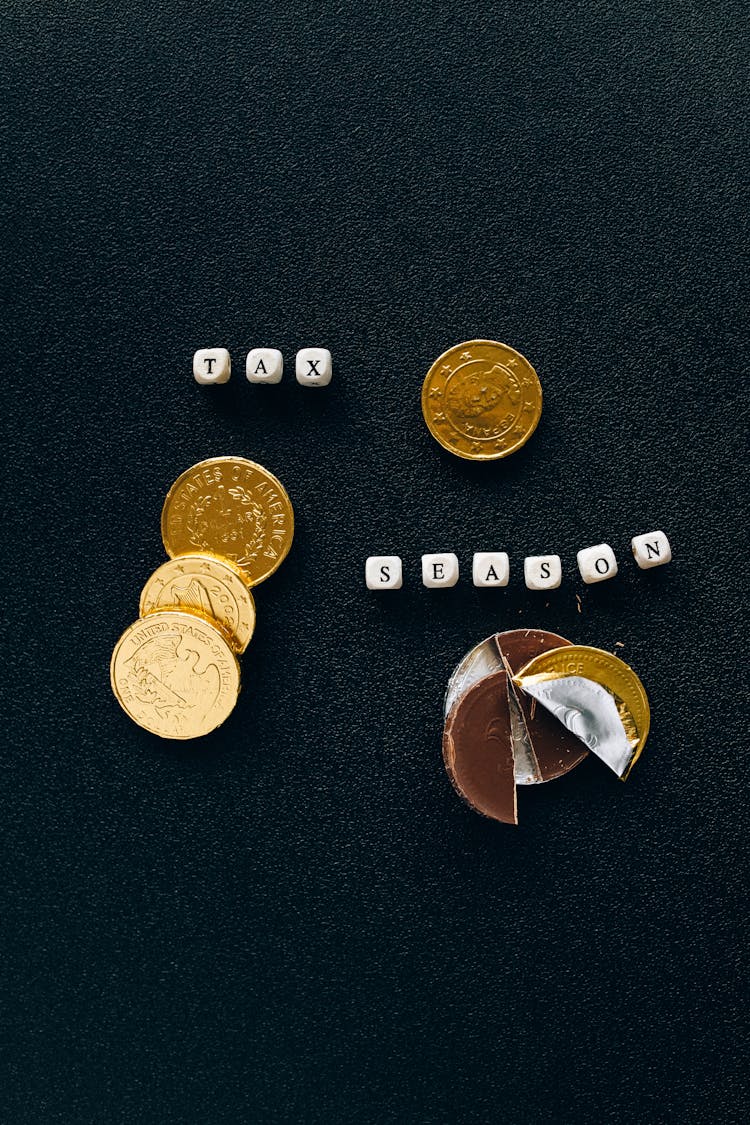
[472,552,510,587]
[365,556,403,590]
[246,348,283,384]
[193,348,231,385]
[577,543,618,584]
[631,531,672,569]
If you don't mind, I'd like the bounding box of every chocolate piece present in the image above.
[495,630,588,782]
[443,671,517,824]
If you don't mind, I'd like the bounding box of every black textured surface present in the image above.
[2,3,748,1122]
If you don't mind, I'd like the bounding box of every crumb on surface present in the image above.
[576,594,582,614]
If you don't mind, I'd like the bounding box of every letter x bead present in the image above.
[296,347,332,387]
[193,348,231,385]
[524,555,562,590]
[577,543,618,584]
[246,348,283,384]
[631,530,672,569]
[422,553,459,588]
[365,556,403,590]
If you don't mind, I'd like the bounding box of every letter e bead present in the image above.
[193,348,231,385]
[631,530,672,569]
[577,543,618,584]
[365,556,403,590]
[524,554,562,591]
[296,347,332,387]
[422,553,459,588]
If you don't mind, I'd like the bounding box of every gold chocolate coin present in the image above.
[514,645,650,776]
[139,553,256,653]
[421,339,542,460]
[110,610,240,740]
[161,457,294,586]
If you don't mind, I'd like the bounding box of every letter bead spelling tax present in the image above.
[246,348,283,384]
[193,348,231,385]
[296,347,332,387]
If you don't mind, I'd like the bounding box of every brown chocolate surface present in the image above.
[495,629,589,782]
[443,670,517,825]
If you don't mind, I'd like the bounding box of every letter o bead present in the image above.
[631,531,672,569]
[577,543,618,584]
[365,556,403,590]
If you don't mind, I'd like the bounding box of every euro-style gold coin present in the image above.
[161,457,294,586]
[139,553,256,654]
[421,339,542,460]
[514,645,650,777]
[111,610,241,739]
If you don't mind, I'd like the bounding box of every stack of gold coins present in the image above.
[110,457,294,740]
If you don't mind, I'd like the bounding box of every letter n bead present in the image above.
[193,348,231,385]
[577,543,618,584]
[631,531,672,569]
[365,556,403,590]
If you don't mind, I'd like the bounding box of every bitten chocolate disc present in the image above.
[443,670,517,824]
[445,629,588,784]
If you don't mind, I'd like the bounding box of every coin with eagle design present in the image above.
[139,553,256,653]
[110,610,240,739]
[421,340,542,460]
[160,457,294,586]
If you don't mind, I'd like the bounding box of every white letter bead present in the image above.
[577,543,618,584]
[296,347,332,386]
[524,555,562,591]
[246,348,283,384]
[472,552,510,587]
[422,553,459,588]
[365,556,402,590]
[193,348,231,385]
[631,530,672,569]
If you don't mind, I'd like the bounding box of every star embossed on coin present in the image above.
[421,340,542,461]
[140,553,257,653]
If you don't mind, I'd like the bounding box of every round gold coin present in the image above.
[110,610,241,740]
[161,457,294,586]
[514,645,650,776]
[139,553,256,653]
[421,339,543,460]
